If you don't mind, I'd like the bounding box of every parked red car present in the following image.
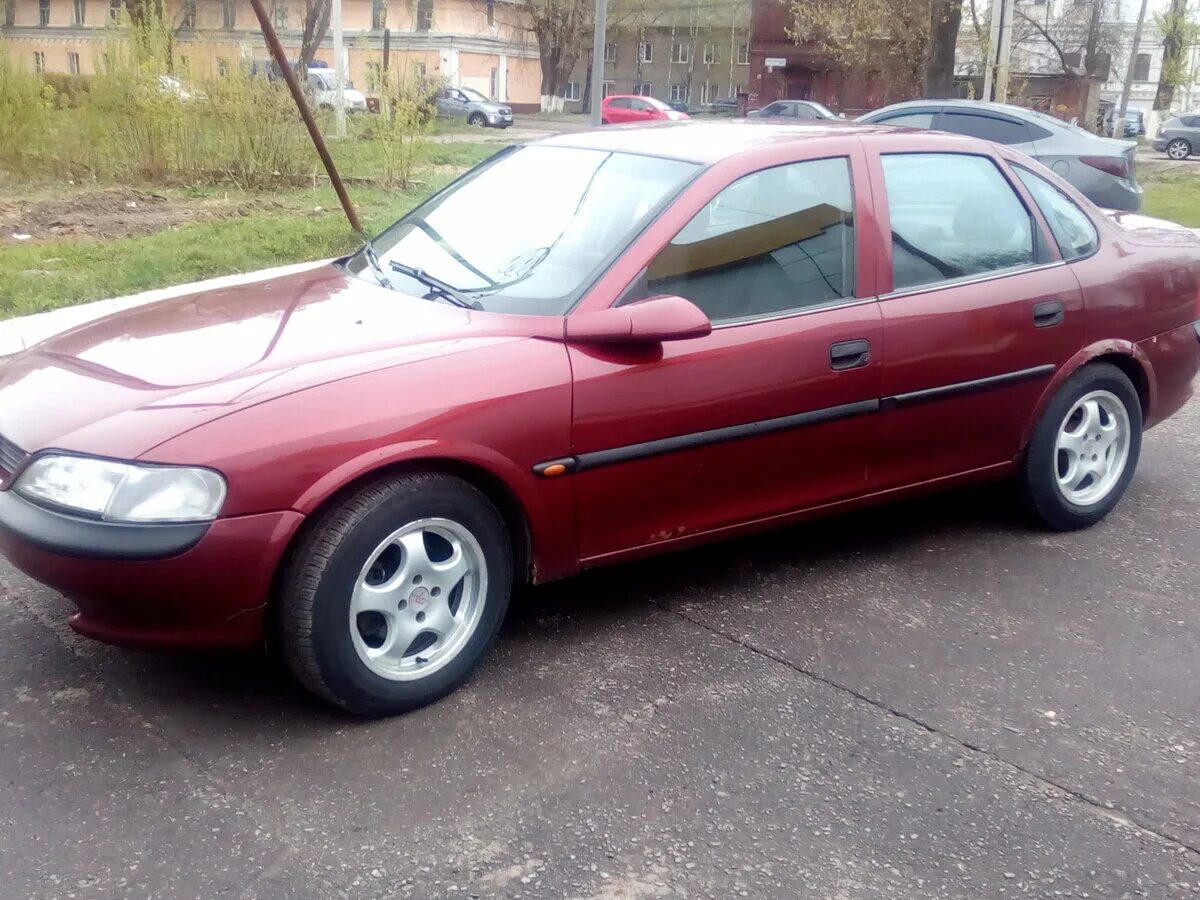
[601,94,689,124]
[0,123,1197,716]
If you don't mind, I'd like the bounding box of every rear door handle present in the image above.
[829,339,871,370]
[1033,300,1065,328]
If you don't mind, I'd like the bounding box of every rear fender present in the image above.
[1016,340,1154,454]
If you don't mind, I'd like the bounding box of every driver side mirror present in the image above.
[565,294,712,344]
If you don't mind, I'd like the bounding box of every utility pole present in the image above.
[1113,0,1150,136]
[983,0,1003,101]
[332,0,347,138]
[590,0,608,126]
[994,0,1015,102]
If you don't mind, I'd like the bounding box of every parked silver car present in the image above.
[1153,112,1200,160]
[435,85,513,129]
[748,99,840,121]
[858,99,1142,211]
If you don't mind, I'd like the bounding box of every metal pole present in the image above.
[246,0,363,234]
[332,0,347,138]
[590,0,608,125]
[982,0,1003,101]
[995,0,1015,102]
[1112,0,1150,137]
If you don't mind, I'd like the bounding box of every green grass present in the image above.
[1141,169,1200,227]
[0,183,444,318]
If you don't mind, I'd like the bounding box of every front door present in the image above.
[866,147,1084,489]
[569,153,883,563]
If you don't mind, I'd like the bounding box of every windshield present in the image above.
[643,96,672,111]
[348,146,697,315]
[313,72,354,90]
[460,86,490,103]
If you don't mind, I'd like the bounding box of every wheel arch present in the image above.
[1018,341,1155,454]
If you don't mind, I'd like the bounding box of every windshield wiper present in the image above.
[389,261,480,309]
[360,240,394,290]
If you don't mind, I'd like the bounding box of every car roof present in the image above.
[535,120,942,164]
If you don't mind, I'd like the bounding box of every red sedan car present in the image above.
[601,94,689,124]
[0,123,1197,716]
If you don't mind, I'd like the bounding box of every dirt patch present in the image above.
[0,187,254,242]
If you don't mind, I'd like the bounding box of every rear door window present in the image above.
[940,112,1033,145]
[609,97,632,110]
[1013,166,1099,260]
[881,153,1036,291]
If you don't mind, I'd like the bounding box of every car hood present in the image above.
[0,264,562,460]
[474,101,510,113]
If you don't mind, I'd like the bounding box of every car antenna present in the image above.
[245,0,364,236]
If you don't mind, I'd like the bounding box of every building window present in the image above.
[34,51,45,72]
[222,0,235,27]
[180,0,195,29]
[414,61,426,77]
[671,42,689,64]
[737,43,749,65]
[638,42,653,64]
[272,0,287,28]
[669,83,687,102]
[604,42,617,63]
[701,81,720,104]
[703,43,719,65]
[109,0,122,22]
[366,60,381,89]
[563,81,580,101]
[73,0,85,25]
[67,51,81,73]
[217,57,230,77]
[371,0,385,29]
[634,81,653,96]
[39,0,50,26]
[4,0,15,27]
[416,0,432,31]
[486,0,493,26]
[1132,52,1151,82]
[602,79,615,98]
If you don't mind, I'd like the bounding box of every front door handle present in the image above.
[829,339,871,371]
[1033,300,1065,328]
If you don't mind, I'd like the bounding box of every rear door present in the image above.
[866,144,1085,489]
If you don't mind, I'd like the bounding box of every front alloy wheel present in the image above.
[278,472,512,716]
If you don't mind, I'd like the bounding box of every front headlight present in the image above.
[14,455,226,523]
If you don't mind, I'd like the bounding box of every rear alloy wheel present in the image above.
[1167,138,1191,160]
[1019,362,1141,531]
[468,112,487,127]
[278,473,511,716]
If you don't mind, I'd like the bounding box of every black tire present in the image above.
[468,112,487,127]
[277,472,512,717]
[1167,138,1191,160]
[1019,362,1142,531]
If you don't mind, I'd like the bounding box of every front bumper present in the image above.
[0,491,303,649]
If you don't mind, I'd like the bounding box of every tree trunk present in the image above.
[923,0,963,98]
[1154,0,1189,111]
[582,48,593,114]
[300,0,332,75]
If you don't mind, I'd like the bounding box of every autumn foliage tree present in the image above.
[786,0,930,90]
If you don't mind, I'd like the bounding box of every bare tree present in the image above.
[300,0,333,74]
[528,0,590,111]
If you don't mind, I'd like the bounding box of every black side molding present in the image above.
[880,364,1055,409]
[0,490,210,561]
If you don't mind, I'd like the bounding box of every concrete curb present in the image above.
[0,258,331,357]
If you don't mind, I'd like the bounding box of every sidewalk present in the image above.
[0,258,328,357]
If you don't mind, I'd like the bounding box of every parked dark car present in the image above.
[1,122,1197,716]
[859,100,1143,211]
[1154,112,1200,159]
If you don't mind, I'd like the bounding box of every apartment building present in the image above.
[0,0,544,108]
[563,4,751,109]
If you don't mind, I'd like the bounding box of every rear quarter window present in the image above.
[1013,165,1099,261]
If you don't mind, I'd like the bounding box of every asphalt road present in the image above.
[1,397,1198,899]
